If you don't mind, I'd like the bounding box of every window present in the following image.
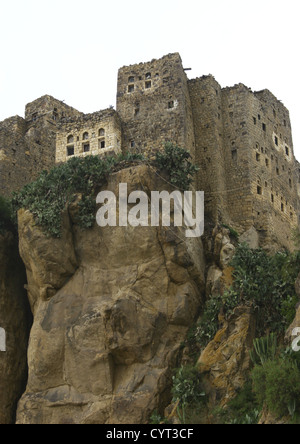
[276,167,280,176]
[134,107,140,116]
[253,117,257,125]
[232,149,237,161]
[275,136,278,146]
[257,186,262,195]
[281,203,284,212]
[145,72,151,80]
[285,146,290,156]
[265,158,269,167]
[99,128,105,137]
[256,153,260,162]
[128,76,135,83]
[262,123,266,132]
[131,140,135,148]
[289,178,292,188]
[67,135,74,144]
[271,194,274,203]
[67,146,74,156]
[83,132,89,140]
[128,84,134,93]
[100,140,105,149]
[32,113,38,122]
[168,101,174,109]
[145,80,152,89]
[83,143,90,153]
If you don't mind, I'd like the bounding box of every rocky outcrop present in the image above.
[0,231,31,424]
[16,165,205,424]
[197,304,256,407]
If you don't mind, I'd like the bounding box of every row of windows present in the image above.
[66,138,107,157]
[127,71,162,93]
[67,129,105,144]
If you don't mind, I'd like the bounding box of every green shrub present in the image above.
[252,358,300,418]
[12,154,144,237]
[155,142,199,191]
[249,334,277,367]
[172,365,206,423]
[0,195,15,234]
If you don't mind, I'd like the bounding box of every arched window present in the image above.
[99,128,105,137]
[67,135,74,144]
[83,132,89,140]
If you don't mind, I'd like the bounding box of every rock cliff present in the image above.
[0,231,31,424]
[15,165,206,424]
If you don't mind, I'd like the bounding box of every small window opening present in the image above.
[262,123,266,132]
[271,194,274,203]
[135,107,140,116]
[145,81,152,89]
[83,143,90,153]
[168,101,174,109]
[32,113,38,122]
[83,132,89,140]
[131,141,135,148]
[265,158,269,167]
[253,117,257,125]
[67,135,74,144]
[100,140,105,149]
[289,178,292,188]
[99,128,105,137]
[67,146,74,156]
[256,153,260,162]
[257,186,262,195]
[276,167,280,176]
[128,84,135,93]
[275,136,278,146]
[281,203,284,212]
[145,72,151,80]
[232,149,237,161]
[128,76,135,83]
[285,146,290,156]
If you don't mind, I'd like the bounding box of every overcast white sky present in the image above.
[1,0,299,158]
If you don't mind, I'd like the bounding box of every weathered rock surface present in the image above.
[197,304,256,407]
[16,165,205,424]
[0,231,31,424]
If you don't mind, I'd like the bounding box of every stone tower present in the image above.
[116,53,195,158]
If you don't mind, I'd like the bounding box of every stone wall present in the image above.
[116,53,195,157]
[56,109,122,163]
[0,96,81,197]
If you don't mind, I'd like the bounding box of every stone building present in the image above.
[0,95,81,196]
[0,53,299,249]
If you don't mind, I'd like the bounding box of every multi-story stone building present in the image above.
[0,53,299,249]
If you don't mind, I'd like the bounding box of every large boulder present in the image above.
[197,304,256,407]
[16,165,206,424]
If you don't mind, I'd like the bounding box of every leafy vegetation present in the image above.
[251,351,300,419]
[195,244,300,349]
[155,142,199,190]
[249,333,277,367]
[11,143,198,238]
[171,365,206,424]
[0,195,15,235]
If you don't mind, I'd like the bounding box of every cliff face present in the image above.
[0,232,31,424]
[16,165,206,424]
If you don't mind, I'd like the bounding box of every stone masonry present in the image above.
[0,53,299,250]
